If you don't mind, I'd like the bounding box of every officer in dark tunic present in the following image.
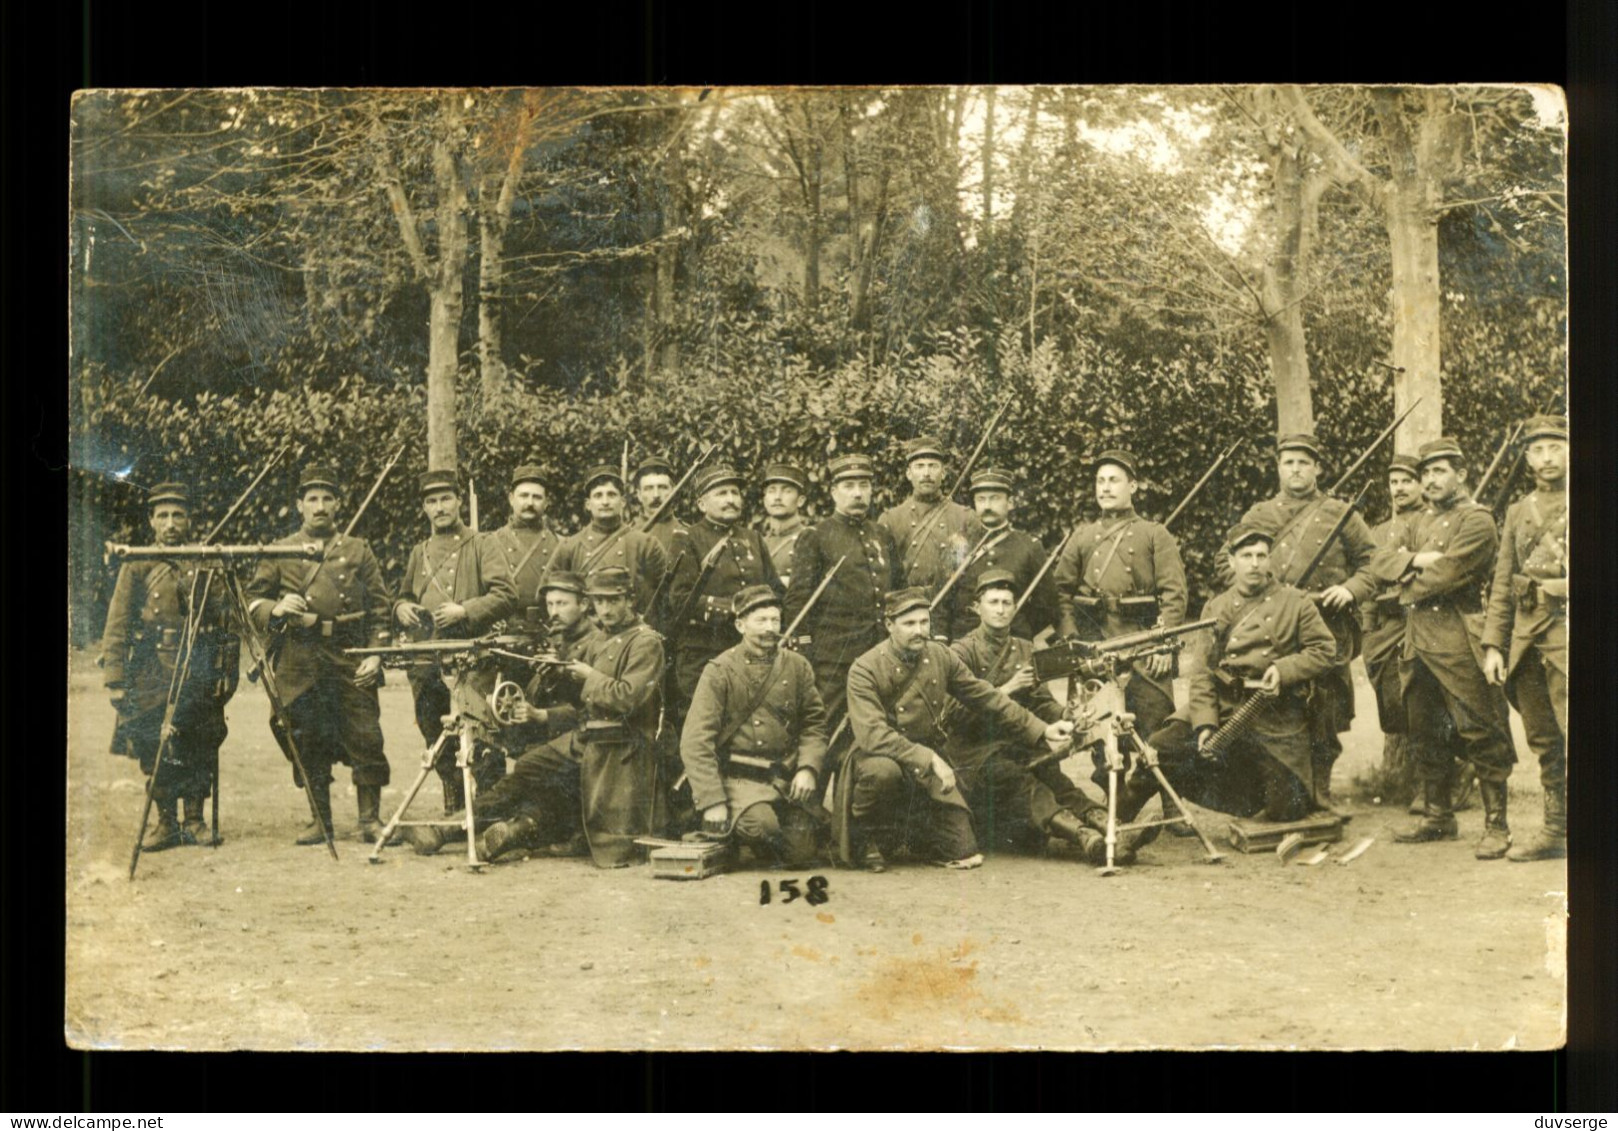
[1376,439,1517,857]
[946,571,1113,864]
[99,482,238,850]
[838,587,1076,872]
[947,468,1058,642]
[1142,524,1337,825]
[549,464,669,621]
[244,466,393,843]
[1483,414,1569,862]
[877,436,985,620]
[1362,453,1427,811]
[758,463,810,591]
[680,585,829,869]
[480,464,562,628]
[1223,433,1376,802]
[393,467,514,811]
[782,454,903,729]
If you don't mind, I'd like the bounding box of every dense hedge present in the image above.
[70,332,1562,646]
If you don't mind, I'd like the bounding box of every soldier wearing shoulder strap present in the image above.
[549,464,669,620]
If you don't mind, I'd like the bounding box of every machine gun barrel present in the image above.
[345,632,563,668]
[106,541,325,564]
[1031,617,1216,683]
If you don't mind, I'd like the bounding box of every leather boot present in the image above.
[1452,760,1478,812]
[295,782,334,845]
[1509,787,1567,861]
[1048,809,1108,866]
[142,797,185,852]
[480,816,538,862]
[1074,806,1138,865]
[181,795,209,844]
[1393,775,1458,843]
[1474,778,1512,859]
[356,784,391,844]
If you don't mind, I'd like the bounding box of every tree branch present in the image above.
[369,116,433,282]
[1280,86,1379,187]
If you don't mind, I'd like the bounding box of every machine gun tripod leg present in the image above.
[1097,725,1225,875]
[369,723,488,871]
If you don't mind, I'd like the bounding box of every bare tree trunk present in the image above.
[1260,129,1315,436]
[805,134,822,316]
[427,96,468,471]
[476,102,531,404]
[980,85,995,257]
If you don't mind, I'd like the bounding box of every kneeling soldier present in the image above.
[100,481,238,849]
[838,588,1075,872]
[946,571,1114,864]
[1141,524,1337,824]
[680,585,829,869]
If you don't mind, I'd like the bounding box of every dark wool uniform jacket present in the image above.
[847,638,1048,809]
[679,644,829,813]
[948,526,1058,642]
[480,521,562,623]
[666,518,780,652]
[576,617,665,734]
[100,556,237,716]
[782,512,903,668]
[1371,493,1498,664]
[945,626,1063,767]
[1182,579,1337,738]
[549,520,669,619]
[393,524,514,637]
[878,496,986,596]
[1360,503,1424,672]
[760,515,809,589]
[1482,486,1567,678]
[245,529,393,705]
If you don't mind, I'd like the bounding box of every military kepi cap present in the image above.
[540,570,587,597]
[884,587,931,619]
[583,464,624,492]
[634,454,674,481]
[763,463,807,491]
[696,465,744,496]
[1225,522,1273,554]
[147,481,190,508]
[1417,437,1465,468]
[419,467,459,497]
[969,467,1016,494]
[1093,449,1139,479]
[973,568,1019,597]
[1277,433,1323,461]
[731,584,781,619]
[904,436,948,463]
[511,464,547,490]
[1522,414,1568,443]
[828,453,875,483]
[1388,452,1421,477]
[585,566,633,597]
[298,465,341,495]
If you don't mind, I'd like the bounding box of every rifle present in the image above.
[668,535,733,638]
[1294,480,1373,592]
[106,542,324,565]
[928,526,1013,617]
[1163,437,1244,531]
[1030,617,1217,684]
[299,443,405,596]
[639,443,717,533]
[204,443,290,544]
[1328,398,1422,495]
[782,555,844,644]
[1473,421,1524,505]
[1488,395,1563,512]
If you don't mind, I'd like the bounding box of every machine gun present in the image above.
[105,542,324,565]
[1030,617,1216,684]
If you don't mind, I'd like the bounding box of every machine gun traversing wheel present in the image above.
[345,632,563,870]
[1029,618,1226,874]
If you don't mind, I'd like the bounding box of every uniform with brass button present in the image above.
[758,462,810,590]
[947,466,1060,642]
[244,465,393,843]
[877,436,986,627]
[549,464,669,622]
[1361,454,1427,808]
[99,481,238,850]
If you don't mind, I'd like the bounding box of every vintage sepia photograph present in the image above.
[66,84,1568,1051]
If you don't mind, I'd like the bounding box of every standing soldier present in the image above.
[680,585,829,869]
[393,468,513,813]
[550,465,669,620]
[948,468,1058,642]
[1227,433,1376,802]
[782,453,903,728]
[245,466,392,843]
[1054,450,1188,820]
[946,571,1114,864]
[635,454,688,557]
[667,465,781,706]
[1375,439,1517,856]
[1483,414,1568,862]
[481,464,562,628]
[838,588,1075,872]
[1363,454,1427,811]
[100,482,238,850]
[878,436,985,627]
[759,463,810,590]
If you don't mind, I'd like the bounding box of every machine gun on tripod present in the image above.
[1028,617,1225,874]
[345,630,564,870]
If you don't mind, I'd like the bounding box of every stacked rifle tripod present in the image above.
[107,540,339,878]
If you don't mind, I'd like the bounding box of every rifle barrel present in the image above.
[204,443,289,544]
[1164,437,1244,531]
[106,542,324,562]
[1329,398,1422,494]
[1294,481,1372,591]
[640,443,718,532]
[946,397,1013,500]
[782,556,845,640]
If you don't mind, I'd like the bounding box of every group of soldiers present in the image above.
[99,413,1569,875]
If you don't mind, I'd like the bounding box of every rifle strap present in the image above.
[1085,516,1139,591]
[1525,494,1569,573]
[421,540,463,606]
[714,651,786,754]
[579,523,632,577]
[501,526,555,602]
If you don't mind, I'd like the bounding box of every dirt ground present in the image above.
[63,649,1565,1051]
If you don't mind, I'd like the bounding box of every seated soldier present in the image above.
[680,585,829,869]
[406,571,598,862]
[945,570,1119,865]
[1132,524,1338,830]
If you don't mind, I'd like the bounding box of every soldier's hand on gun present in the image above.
[353,655,384,688]
[1144,651,1173,678]
[1041,720,1076,756]
[564,659,594,682]
[432,602,468,629]
[1319,584,1356,611]
[1482,646,1507,687]
[509,700,546,725]
[1258,664,1281,695]
[272,593,309,619]
[929,753,957,795]
[397,602,428,628]
[702,804,729,834]
[998,664,1036,696]
[789,768,817,803]
[1195,725,1215,756]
